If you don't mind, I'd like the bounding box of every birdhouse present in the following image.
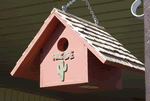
[10,8,145,93]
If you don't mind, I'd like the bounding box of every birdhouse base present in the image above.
[42,83,121,93]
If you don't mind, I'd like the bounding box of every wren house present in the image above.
[10,8,145,93]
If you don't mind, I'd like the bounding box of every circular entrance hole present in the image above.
[57,38,69,51]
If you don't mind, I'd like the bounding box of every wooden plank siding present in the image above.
[0,87,5,101]
[0,87,62,101]
[17,91,25,101]
[11,89,18,101]
[0,13,144,37]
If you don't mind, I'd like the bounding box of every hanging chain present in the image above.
[82,0,99,25]
[62,0,99,25]
[62,0,76,12]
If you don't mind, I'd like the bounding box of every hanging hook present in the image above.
[131,0,144,18]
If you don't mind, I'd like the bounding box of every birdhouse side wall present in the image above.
[88,50,122,90]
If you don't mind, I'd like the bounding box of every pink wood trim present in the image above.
[85,44,88,80]
[54,12,106,63]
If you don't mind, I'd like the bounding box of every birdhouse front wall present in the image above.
[40,21,88,88]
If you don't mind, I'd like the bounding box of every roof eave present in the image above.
[104,60,145,75]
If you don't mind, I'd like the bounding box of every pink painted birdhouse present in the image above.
[10,8,145,93]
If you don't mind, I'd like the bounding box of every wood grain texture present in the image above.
[0,87,5,101]
[17,91,24,101]
[0,0,131,29]
[144,0,150,100]
[0,87,61,101]
[35,95,40,101]
[45,97,50,101]
[0,0,120,11]
[24,92,30,101]
[29,94,35,101]
[0,0,126,19]
[11,90,18,101]
[5,88,12,101]
[112,30,144,39]
[40,96,45,101]
[0,8,142,29]
[0,16,143,36]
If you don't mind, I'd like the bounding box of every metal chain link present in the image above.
[82,0,99,25]
[62,0,76,12]
[62,0,99,25]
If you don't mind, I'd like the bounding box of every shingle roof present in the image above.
[52,8,145,72]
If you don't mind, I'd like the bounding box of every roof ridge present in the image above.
[53,7,106,31]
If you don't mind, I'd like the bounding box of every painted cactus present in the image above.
[57,60,67,82]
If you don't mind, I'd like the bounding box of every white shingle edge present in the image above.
[57,12,116,40]
[56,8,105,28]
[70,21,120,42]
[70,25,139,61]
[55,9,110,35]
[82,33,137,59]
[81,35,144,67]
[104,54,144,71]
[60,15,132,55]
[95,45,143,65]
[88,38,137,59]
